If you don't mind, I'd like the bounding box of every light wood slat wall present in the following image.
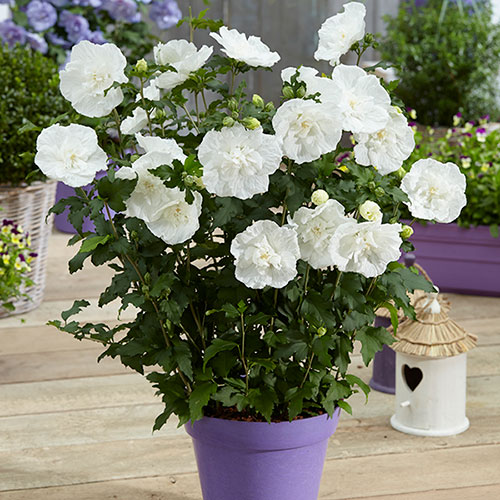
[161,1,400,100]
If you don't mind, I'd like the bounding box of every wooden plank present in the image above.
[359,483,500,500]
[3,476,498,500]
[446,293,500,321]
[319,444,500,499]
[0,404,182,452]
[0,323,122,356]
[0,475,201,500]
[0,435,196,491]
[1,439,499,495]
[0,374,156,418]
[44,232,114,302]
[0,298,135,329]
[1,396,498,458]
[0,348,130,384]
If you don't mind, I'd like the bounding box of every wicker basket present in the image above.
[0,180,57,317]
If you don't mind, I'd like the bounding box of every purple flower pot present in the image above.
[406,222,500,296]
[370,317,396,394]
[185,408,341,500]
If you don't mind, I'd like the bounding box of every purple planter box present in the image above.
[407,222,500,297]
[185,408,341,500]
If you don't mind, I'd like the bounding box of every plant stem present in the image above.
[181,103,199,133]
[300,352,315,388]
[240,311,249,395]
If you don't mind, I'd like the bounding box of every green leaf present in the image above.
[203,339,239,369]
[79,235,112,254]
[356,326,395,366]
[189,382,217,421]
[61,299,90,322]
[345,374,371,402]
[379,301,399,335]
[337,400,352,415]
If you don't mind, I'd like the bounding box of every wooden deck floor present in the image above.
[1,231,500,499]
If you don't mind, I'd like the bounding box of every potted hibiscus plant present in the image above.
[35,4,466,499]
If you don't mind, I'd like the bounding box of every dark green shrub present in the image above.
[0,44,68,186]
[381,0,500,126]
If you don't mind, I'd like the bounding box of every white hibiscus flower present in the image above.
[323,64,390,134]
[142,80,160,101]
[400,159,467,223]
[289,199,351,269]
[135,133,186,161]
[153,40,213,91]
[230,220,300,289]
[35,124,107,187]
[314,2,366,66]
[272,99,342,164]
[146,188,203,245]
[329,221,402,278]
[59,41,128,118]
[354,107,415,175]
[359,200,383,223]
[116,152,201,244]
[198,124,282,199]
[210,27,280,67]
[281,65,336,98]
[120,108,150,135]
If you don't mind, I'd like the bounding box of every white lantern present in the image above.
[390,293,477,437]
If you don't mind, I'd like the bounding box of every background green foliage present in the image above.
[382,0,500,126]
[0,44,68,186]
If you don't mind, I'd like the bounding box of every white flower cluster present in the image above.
[34,7,468,292]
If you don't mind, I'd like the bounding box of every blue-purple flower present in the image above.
[0,21,27,47]
[26,32,49,53]
[87,30,107,44]
[102,0,141,23]
[26,0,58,32]
[150,0,182,30]
[59,10,90,43]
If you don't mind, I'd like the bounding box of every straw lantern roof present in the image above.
[391,293,477,358]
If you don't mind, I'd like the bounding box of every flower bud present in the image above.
[317,327,327,337]
[130,154,140,162]
[228,97,238,111]
[264,101,275,112]
[231,110,240,119]
[194,177,205,189]
[135,58,148,73]
[282,85,295,100]
[296,85,306,98]
[242,117,261,130]
[154,108,166,120]
[252,94,265,108]
[359,200,382,223]
[311,189,329,206]
[222,116,235,127]
[374,187,385,198]
[395,167,406,179]
[338,165,349,173]
[401,225,414,239]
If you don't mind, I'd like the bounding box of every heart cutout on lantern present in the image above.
[403,364,423,391]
